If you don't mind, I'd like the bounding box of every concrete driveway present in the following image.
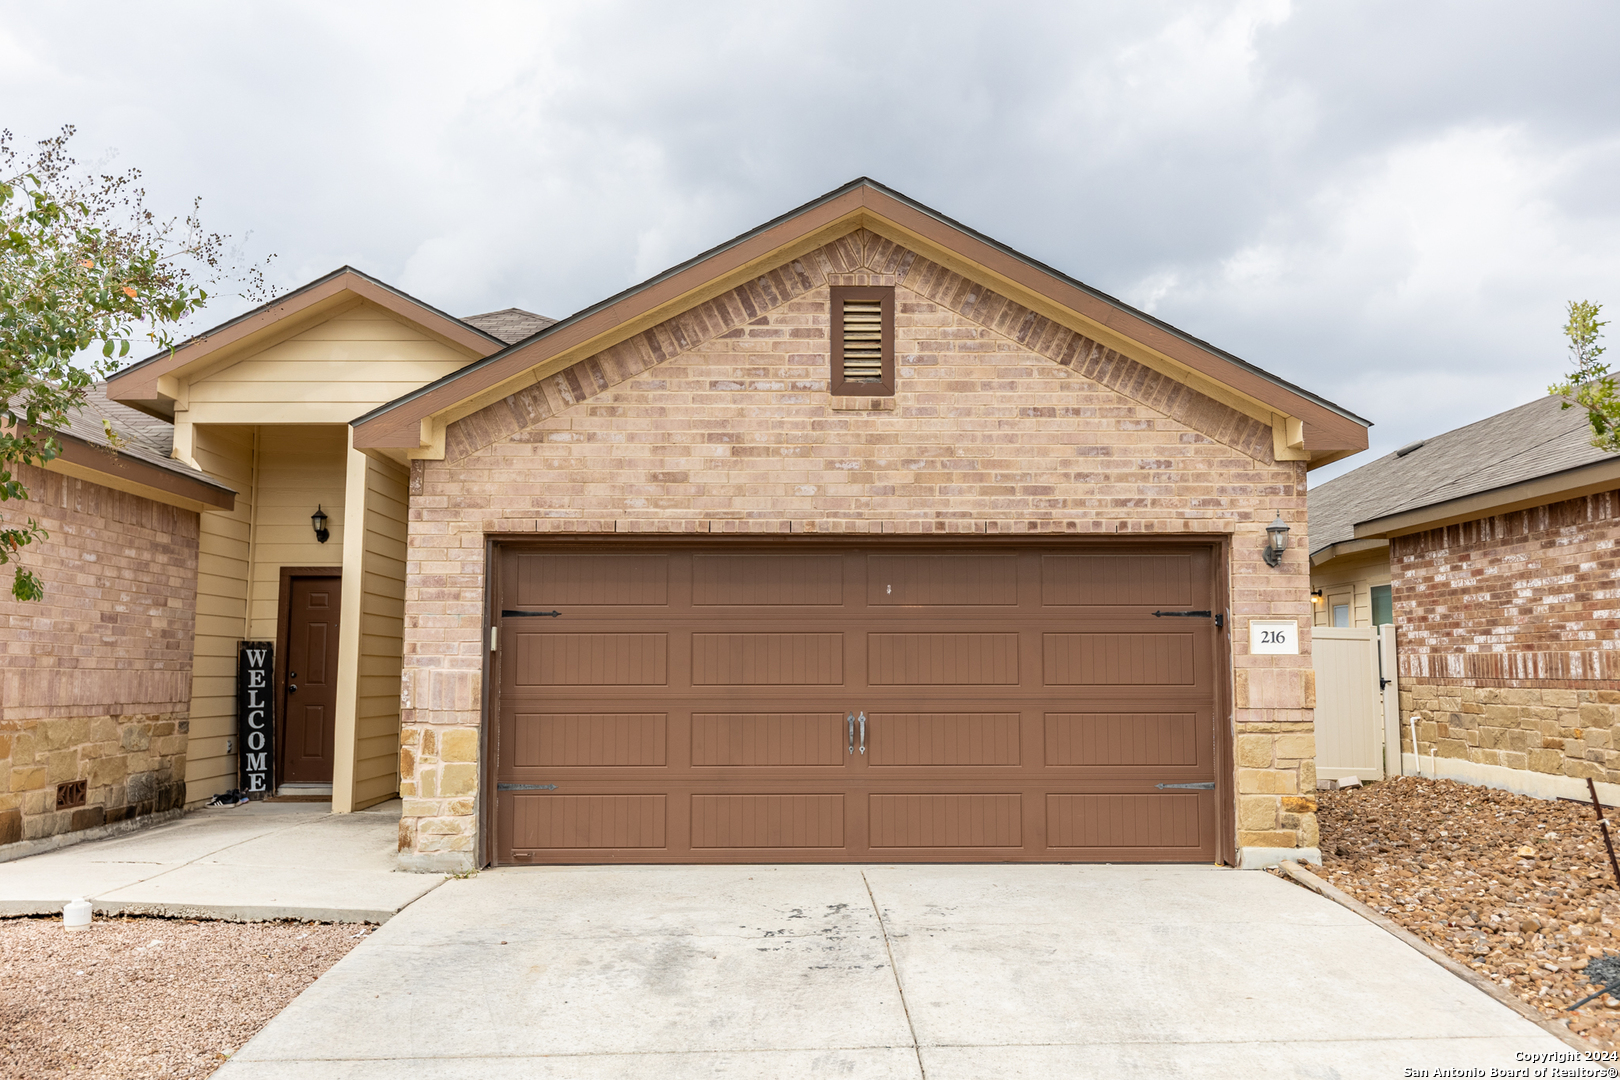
[216,864,1569,1079]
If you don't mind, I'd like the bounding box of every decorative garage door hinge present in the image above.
[1155,782,1216,790]
[1151,610,1224,629]
[497,783,558,791]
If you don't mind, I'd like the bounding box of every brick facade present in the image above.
[398,230,1318,869]
[1396,488,1620,781]
[0,463,198,846]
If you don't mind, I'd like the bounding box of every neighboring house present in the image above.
[1308,392,1620,800]
[0,388,235,846]
[36,178,1364,872]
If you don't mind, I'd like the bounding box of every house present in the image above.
[0,388,235,846]
[19,178,1369,870]
[1308,392,1620,801]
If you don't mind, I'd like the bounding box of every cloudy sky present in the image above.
[6,1,1617,480]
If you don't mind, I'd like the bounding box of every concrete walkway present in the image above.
[0,800,442,923]
[215,864,1569,1078]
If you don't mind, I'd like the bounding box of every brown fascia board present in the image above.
[105,267,505,418]
[48,430,236,511]
[1353,457,1620,541]
[1308,537,1389,568]
[352,178,1370,454]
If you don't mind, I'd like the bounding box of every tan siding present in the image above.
[352,453,409,808]
[245,427,348,639]
[1309,548,1391,629]
[186,305,471,416]
[187,425,254,802]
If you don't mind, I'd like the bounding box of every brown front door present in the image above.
[492,540,1222,865]
[281,575,341,784]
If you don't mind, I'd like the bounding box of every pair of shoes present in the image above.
[206,789,250,808]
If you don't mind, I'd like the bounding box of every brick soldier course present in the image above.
[394,228,1328,870]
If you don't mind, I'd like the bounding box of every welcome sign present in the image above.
[237,641,275,796]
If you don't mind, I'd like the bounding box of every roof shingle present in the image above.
[1308,393,1617,553]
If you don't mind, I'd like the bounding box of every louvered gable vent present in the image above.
[830,286,894,397]
[841,299,884,381]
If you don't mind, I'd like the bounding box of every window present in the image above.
[830,285,894,396]
[1332,603,1350,628]
[1370,584,1392,626]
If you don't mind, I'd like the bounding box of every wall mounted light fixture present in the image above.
[311,505,330,544]
[1310,588,1324,605]
[1262,514,1290,567]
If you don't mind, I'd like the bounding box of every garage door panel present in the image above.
[868,632,1019,685]
[1046,793,1204,850]
[1042,632,1196,685]
[866,554,1018,606]
[692,554,844,606]
[513,793,667,849]
[513,713,667,767]
[869,793,1023,848]
[866,713,1021,766]
[691,632,844,685]
[1044,712,1200,767]
[517,633,668,685]
[517,554,669,606]
[691,794,845,848]
[1040,554,1196,607]
[691,713,847,766]
[495,540,1224,865]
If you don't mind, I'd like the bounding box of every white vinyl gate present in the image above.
[1313,625,1401,782]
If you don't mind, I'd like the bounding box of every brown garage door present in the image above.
[491,540,1223,864]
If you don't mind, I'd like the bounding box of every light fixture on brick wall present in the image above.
[1262,515,1290,567]
[311,505,330,544]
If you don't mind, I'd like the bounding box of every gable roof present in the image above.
[1309,392,1619,552]
[350,178,1370,464]
[461,308,558,344]
[105,267,507,420]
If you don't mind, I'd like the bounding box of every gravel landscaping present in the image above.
[1310,775,1620,1048]
[0,915,366,1079]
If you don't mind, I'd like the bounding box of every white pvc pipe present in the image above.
[1409,715,1423,777]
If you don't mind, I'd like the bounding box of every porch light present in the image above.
[1311,589,1324,605]
[311,505,330,544]
[1262,515,1289,567]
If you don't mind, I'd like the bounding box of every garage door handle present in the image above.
[502,609,561,618]
[858,712,866,755]
[1155,782,1215,790]
[847,713,855,755]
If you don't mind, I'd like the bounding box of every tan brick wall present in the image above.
[0,462,200,845]
[398,229,1317,866]
[1395,488,1620,781]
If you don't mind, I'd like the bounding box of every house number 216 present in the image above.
[1249,620,1299,655]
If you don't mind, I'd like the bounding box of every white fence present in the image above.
[1313,625,1400,782]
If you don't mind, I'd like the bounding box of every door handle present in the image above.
[858,712,866,755]
[288,684,298,693]
[846,713,855,755]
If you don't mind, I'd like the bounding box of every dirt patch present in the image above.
[1308,775,1620,1047]
[0,914,367,1079]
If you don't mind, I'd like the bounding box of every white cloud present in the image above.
[4,0,1619,476]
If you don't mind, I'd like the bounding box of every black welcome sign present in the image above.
[237,641,274,796]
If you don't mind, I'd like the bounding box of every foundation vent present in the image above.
[56,779,87,810]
